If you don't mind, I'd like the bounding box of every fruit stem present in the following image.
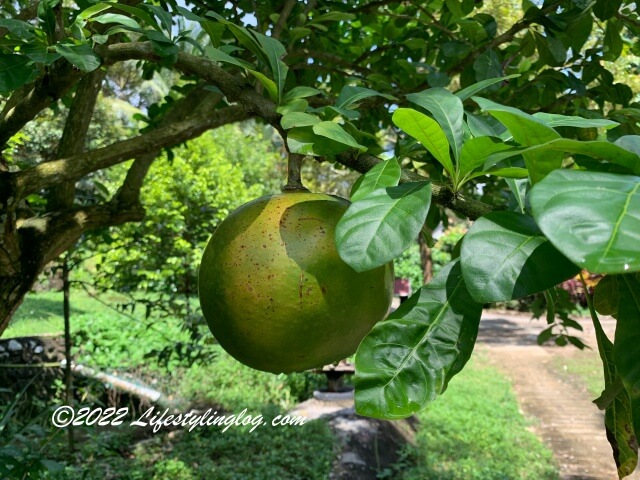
[282,153,309,192]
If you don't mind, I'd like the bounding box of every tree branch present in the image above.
[99,42,282,133]
[111,84,223,209]
[17,201,146,271]
[273,0,296,40]
[335,151,497,219]
[14,105,249,200]
[47,69,107,211]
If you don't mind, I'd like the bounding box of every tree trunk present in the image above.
[418,234,433,285]
[0,274,38,335]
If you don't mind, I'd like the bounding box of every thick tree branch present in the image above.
[99,42,282,133]
[48,69,108,211]
[112,85,223,209]
[335,151,497,220]
[17,202,146,272]
[14,105,249,200]
[0,61,84,149]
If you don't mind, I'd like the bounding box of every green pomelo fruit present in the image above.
[198,191,394,373]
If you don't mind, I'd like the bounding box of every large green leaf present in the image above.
[616,136,640,158]
[54,43,101,72]
[474,97,563,183]
[0,54,39,93]
[92,13,141,30]
[355,260,482,419]
[458,136,515,185]
[460,211,580,303]
[312,121,365,150]
[392,108,454,178]
[455,74,519,101]
[466,113,508,138]
[282,86,322,103]
[286,127,348,156]
[531,170,640,274]
[407,88,464,161]
[532,112,618,129]
[350,158,401,202]
[251,31,288,102]
[588,280,638,478]
[615,274,640,445]
[335,86,396,110]
[335,181,432,272]
[482,138,640,175]
[205,46,278,101]
[280,112,320,129]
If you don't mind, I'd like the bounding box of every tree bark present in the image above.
[418,233,433,285]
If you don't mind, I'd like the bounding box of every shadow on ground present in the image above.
[477,316,540,346]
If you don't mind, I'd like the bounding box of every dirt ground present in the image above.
[479,310,639,480]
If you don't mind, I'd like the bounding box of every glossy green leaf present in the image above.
[251,31,288,102]
[506,178,528,214]
[455,74,519,101]
[616,136,640,158]
[460,211,580,303]
[309,12,356,23]
[355,260,482,419]
[312,122,365,150]
[532,112,618,129]
[282,87,322,103]
[92,13,141,30]
[0,54,39,93]
[474,97,562,183]
[205,47,278,101]
[588,295,638,478]
[594,0,622,21]
[531,170,640,274]
[473,49,502,83]
[458,136,515,183]
[466,113,509,138]
[392,108,454,177]
[111,4,161,31]
[407,88,464,161]
[614,274,640,445]
[75,3,112,22]
[335,182,432,272]
[604,19,623,61]
[145,4,174,36]
[286,127,349,156]
[350,159,401,201]
[483,138,640,175]
[280,112,320,129]
[335,86,396,110]
[54,43,101,72]
[471,167,528,179]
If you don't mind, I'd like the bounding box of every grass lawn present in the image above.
[6,290,558,479]
[551,349,604,398]
[385,353,559,480]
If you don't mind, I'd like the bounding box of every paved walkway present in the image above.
[479,311,638,480]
